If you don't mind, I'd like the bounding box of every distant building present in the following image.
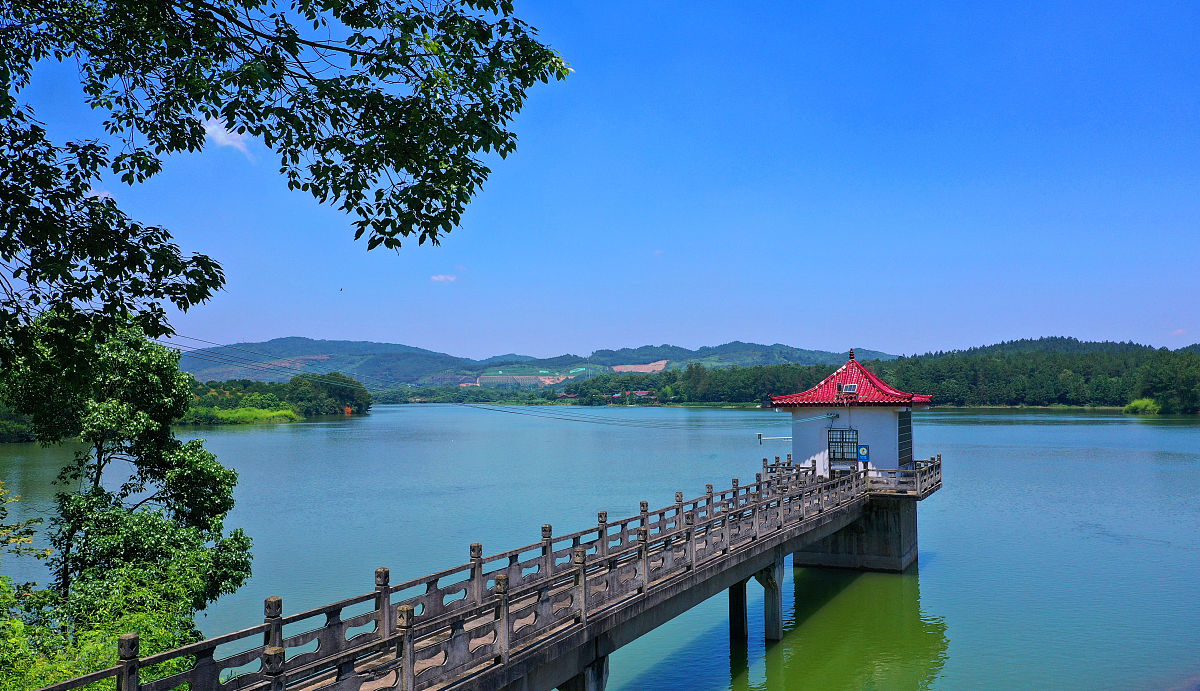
[769,349,931,477]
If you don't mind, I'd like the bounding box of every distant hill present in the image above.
[179,337,894,389]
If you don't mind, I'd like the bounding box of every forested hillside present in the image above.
[178,337,894,386]
[559,344,1200,413]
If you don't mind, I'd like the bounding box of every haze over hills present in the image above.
[178,338,896,389]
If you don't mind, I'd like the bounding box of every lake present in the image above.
[2,405,1198,690]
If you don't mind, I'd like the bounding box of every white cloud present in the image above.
[1171,328,1186,336]
[203,118,253,159]
[430,274,458,283]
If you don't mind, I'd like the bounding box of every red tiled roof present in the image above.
[770,349,932,408]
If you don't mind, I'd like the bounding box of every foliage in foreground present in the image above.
[0,326,251,687]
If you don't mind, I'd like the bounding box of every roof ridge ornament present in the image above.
[849,348,855,360]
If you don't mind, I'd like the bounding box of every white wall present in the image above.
[787,407,907,476]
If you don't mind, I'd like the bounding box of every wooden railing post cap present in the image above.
[597,510,607,523]
[756,472,762,483]
[684,511,694,526]
[495,573,509,594]
[637,526,648,542]
[264,596,283,618]
[639,500,649,513]
[675,491,683,503]
[375,567,390,586]
[118,632,139,660]
[572,546,586,564]
[397,604,415,628]
[263,646,285,675]
[541,524,552,539]
[470,542,483,559]
[732,477,739,488]
[762,457,768,467]
[705,483,713,495]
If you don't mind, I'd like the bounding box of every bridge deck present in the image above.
[40,457,941,691]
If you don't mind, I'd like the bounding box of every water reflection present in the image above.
[738,566,946,690]
[620,563,947,690]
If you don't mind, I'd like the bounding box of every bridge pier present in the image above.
[754,556,785,641]
[792,496,918,572]
[728,578,749,639]
[558,655,608,691]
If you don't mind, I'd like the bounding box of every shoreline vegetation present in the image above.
[5,338,1196,443]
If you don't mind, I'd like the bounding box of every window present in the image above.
[841,383,858,394]
[828,428,859,462]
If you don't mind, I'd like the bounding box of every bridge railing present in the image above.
[867,455,942,496]
[38,455,937,691]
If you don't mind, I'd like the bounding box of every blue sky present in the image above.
[23,1,1200,358]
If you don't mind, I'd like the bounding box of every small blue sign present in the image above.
[857,445,870,461]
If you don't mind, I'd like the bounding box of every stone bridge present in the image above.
[41,456,942,691]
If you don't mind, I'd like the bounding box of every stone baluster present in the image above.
[495,574,510,665]
[787,453,792,464]
[721,498,732,553]
[264,596,283,649]
[684,510,696,567]
[375,568,394,642]
[752,473,762,539]
[637,527,649,594]
[541,524,553,576]
[263,644,285,691]
[117,633,139,691]
[639,500,649,533]
[470,543,484,604]
[705,484,714,520]
[674,492,684,533]
[597,511,608,558]
[762,457,769,475]
[574,546,588,625]
[397,605,415,691]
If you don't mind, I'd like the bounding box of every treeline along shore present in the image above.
[378,339,1200,415]
[0,373,373,442]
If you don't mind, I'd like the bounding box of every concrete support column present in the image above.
[728,578,748,640]
[792,496,918,572]
[755,557,785,641]
[558,655,608,691]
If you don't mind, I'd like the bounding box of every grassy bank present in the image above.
[178,406,303,425]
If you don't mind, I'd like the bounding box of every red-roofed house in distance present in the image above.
[770,348,931,477]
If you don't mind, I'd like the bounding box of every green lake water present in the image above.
[2,405,1199,690]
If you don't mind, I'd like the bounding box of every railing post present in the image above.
[787,453,792,464]
[470,542,484,604]
[574,546,588,625]
[263,645,286,691]
[722,497,732,553]
[397,605,415,691]
[495,573,510,665]
[375,568,394,642]
[264,596,283,649]
[597,511,608,558]
[674,492,684,533]
[752,474,762,540]
[639,500,649,532]
[684,511,696,568]
[117,633,139,691]
[705,483,714,520]
[637,526,650,594]
[541,524,553,576]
